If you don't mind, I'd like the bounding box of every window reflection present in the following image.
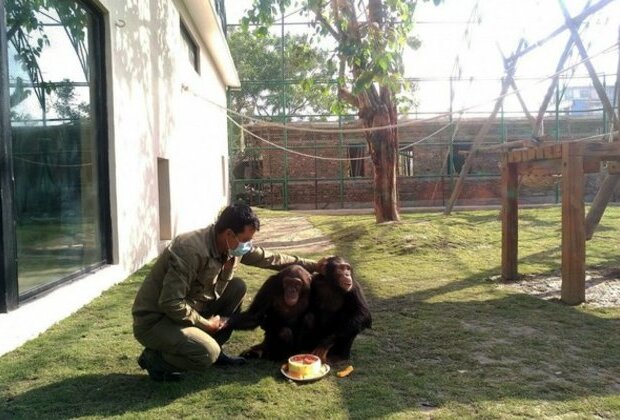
[6,1,105,295]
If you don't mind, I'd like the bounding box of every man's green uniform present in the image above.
[132,225,317,371]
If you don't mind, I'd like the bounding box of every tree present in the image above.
[227,28,336,183]
[228,29,336,118]
[52,79,89,120]
[242,0,440,223]
[6,0,89,110]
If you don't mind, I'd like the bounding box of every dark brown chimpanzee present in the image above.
[303,256,371,363]
[225,264,312,360]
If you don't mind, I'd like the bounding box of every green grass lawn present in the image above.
[1,207,620,418]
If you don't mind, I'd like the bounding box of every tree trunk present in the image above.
[364,104,400,223]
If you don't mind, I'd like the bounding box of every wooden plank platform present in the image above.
[507,141,620,164]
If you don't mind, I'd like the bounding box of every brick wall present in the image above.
[235,117,613,208]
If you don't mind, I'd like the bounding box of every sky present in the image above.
[8,8,91,123]
[223,0,620,117]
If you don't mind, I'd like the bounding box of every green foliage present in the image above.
[240,0,438,107]
[6,0,89,108]
[228,28,336,118]
[9,77,31,109]
[1,207,620,418]
[52,79,89,120]
[237,1,442,222]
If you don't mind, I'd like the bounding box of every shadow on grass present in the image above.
[342,292,620,417]
[1,365,281,418]
[441,211,499,225]
[328,232,620,416]
[516,212,561,228]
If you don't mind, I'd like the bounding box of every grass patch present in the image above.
[1,207,620,418]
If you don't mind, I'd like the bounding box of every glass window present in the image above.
[348,144,366,177]
[399,149,414,177]
[6,0,108,297]
[180,20,199,73]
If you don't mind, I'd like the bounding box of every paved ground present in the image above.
[253,216,334,254]
[502,268,620,308]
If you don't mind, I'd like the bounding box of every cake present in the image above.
[287,354,321,379]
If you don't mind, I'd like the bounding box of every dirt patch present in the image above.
[253,216,335,254]
[500,268,620,308]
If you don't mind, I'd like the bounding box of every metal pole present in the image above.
[449,76,453,123]
[501,102,505,143]
[602,75,607,133]
[555,78,561,204]
[280,6,288,210]
[338,113,344,208]
[226,88,234,204]
[314,132,318,209]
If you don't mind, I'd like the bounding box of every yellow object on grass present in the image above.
[336,365,354,378]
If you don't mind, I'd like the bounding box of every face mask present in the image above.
[231,241,252,257]
[229,234,252,257]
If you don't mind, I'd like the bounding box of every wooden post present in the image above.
[532,0,591,136]
[584,27,620,240]
[561,143,586,305]
[559,2,617,128]
[585,173,620,239]
[498,43,536,129]
[501,158,519,280]
[506,0,612,63]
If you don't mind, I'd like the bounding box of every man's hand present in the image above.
[204,315,227,334]
[218,316,230,330]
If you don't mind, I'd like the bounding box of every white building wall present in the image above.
[0,0,236,354]
[101,0,231,272]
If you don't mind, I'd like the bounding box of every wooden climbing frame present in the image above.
[501,141,620,305]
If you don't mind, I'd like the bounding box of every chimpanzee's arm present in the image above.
[226,275,277,330]
[315,283,372,349]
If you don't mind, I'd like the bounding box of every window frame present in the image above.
[348,143,366,178]
[0,0,111,311]
[180,19,200,74]
[0,0,18,312]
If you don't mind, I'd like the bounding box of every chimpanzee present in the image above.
[303,256,371,363]
[225,264,312,360]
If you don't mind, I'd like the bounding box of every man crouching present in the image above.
[132,204,319,381]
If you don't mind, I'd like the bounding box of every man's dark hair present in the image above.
[214,204,261,234]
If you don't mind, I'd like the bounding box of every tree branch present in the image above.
[7,24,18,41]
[339,0,362,41]
[338,87,360,108]
[311,2,341,41]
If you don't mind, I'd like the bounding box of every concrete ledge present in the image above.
[0,265,130,357]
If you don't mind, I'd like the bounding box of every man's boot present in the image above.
[214,351,246,366]
[138,348,184,382]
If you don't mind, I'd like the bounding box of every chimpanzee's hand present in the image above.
[312,346,329,364]
[316,256,334,275]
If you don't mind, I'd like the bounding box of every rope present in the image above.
[15,156,92,168]
[226,114,455,161]
[182,40,620,134]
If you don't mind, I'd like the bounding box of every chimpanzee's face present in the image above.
[327,257,353,292]
[282,266,311,307]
